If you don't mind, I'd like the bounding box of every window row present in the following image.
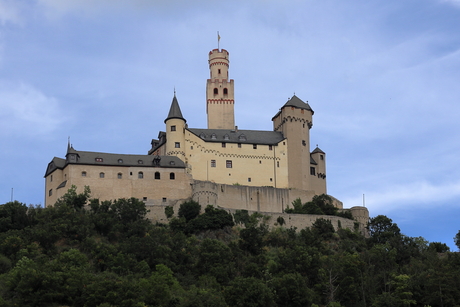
[210,160,280,168]
[82,171,176,180]
[213,88,229,95]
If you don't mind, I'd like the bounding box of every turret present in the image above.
[165,94,186,159]
[206,49,235,129]
[272,95,314,191]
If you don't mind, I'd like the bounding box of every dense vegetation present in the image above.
[0,186,459,307]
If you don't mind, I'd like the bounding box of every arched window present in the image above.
[99,172,105,178]
[213,88,218,95]
[118,173,122,179]
[81,171,87,177]
[170,172,175,180]
[223,88,228,95]
[155,172,160,180]
[138,172,143,179]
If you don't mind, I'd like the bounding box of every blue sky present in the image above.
[1,0,460,249]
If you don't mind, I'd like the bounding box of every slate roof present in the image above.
[283,95,314,113]
[165,95,186,123]
[187,128,285,145]
[45,150,185,177]
[311,147,325,154]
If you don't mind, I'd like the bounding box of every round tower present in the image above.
[165,95,186,159]
[206,49,235,129]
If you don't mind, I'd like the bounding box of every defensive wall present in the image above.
[144,180,369,234]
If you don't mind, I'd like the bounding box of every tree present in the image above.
[367,215,401,245]
[178,200,201,222]
[454,230,460,251]
[224,277,275,307]
[0,201,30,232]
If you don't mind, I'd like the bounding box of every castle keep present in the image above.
[44,47,369,229]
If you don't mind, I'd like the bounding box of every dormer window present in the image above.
[169,161,175,166]
[118,159,123,163]
[238,134,247,141]
[200,133,206,139]
[95,158,103,162]
[138,160,143,164]
[211,133,217,140]
[224,134,229,140]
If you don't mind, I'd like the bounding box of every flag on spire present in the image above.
[217,31,220,50]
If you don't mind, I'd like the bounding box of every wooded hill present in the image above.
[0,186,459,307]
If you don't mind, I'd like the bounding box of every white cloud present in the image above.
[343,180,460,211]
[0,81,66,136]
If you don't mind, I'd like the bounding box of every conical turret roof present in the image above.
[165,94,186,123]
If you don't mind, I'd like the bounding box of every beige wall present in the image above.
[182,131,290,188]
[45,164,192,207]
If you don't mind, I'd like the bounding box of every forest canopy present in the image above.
[0,186,458,307]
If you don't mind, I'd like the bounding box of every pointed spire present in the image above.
[165,93,186,123]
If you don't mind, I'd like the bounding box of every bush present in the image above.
[178,200,201,222]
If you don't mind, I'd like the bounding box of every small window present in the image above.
[248,178,251,182]
[259,160,262,164]
[218,69,221,74]
[222,143,226,148]
[155,172,160,180]
[214,88,218,95]
[277,161,279,167]
[200,133,206,139]
[238,143,242,148]
[253,144,257,149]
[171,125,176,131]
[269,145,273,150]
[50,175,53,182]
[270,178,273,182]
[211,133,217,140]
[118,173,122,179]
[310,167,316,176]
[226,160,232,168]
[170,172,175,180]
[49,189,52,196]
[283,142,286,145]
[162,197,167,202]
[238,134,246,141]
[143,197,147,201]
[223,88,228,95]
[175,142,180,148]
[82,171,87,177]
[99,172,105,178]
[320,155,324,160]
[130,172,133,175]
[224,134,229,140]
[95,158,103,162]
[118,159,123,163]
[211,160,216,167]
[191,146,193,150]
[302,140,306,146]
[169,161,175,165]
[138,160,143,164]
[138,172,144,179]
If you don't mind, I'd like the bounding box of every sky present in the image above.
[1,0,460,249]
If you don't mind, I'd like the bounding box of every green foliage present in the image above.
[455,230,460,250]
[1,193,460,307]
[284,195,353,220]
[185,205,234,233]
[164,205,174,218]
[178,200,201,222]
[276,216,285,226]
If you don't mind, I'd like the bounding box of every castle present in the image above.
[44,47,369,229]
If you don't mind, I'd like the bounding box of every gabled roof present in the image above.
[165,95,186,123]
[188,128,285,145]
[45,149,185,177]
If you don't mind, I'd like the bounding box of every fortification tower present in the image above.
[165,94,186,161]
[272,95,314,191]
[206,49,235,129]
